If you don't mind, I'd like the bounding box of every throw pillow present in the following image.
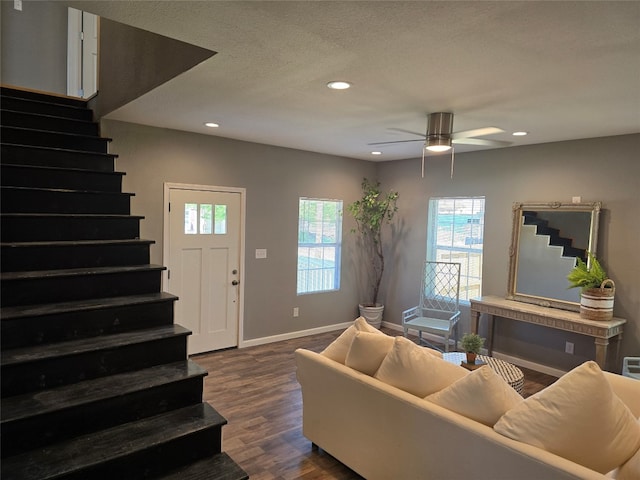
[374,336,468,397]
[345,331,395,376]
[321,317,381,364]
[494,361,640,474]
[425,365,523,426]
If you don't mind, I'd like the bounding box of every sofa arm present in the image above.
[605,371,640,417]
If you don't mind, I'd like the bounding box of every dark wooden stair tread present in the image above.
[1,239,154,248]
[1,360,206,423]
[1,163,125,176]
[1,125,112,142]
[0,89,88,108]
[0,142,118,159]
[1,292,176,320]
[1,107,96,124]
[157,453,249,480]
[1,185,134,196]
[1,213,141,219]
[1,324,190,367]
[1,264,166,281]
[0,403,226,480]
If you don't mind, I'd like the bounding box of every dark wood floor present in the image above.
[194,328,557,480]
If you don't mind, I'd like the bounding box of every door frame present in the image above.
[163,182,246,348]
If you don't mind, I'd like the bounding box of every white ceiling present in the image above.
[67,1,640,161]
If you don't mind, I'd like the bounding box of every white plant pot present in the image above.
[358,304,384,329]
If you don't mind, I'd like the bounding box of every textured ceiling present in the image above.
[66,1,640,161]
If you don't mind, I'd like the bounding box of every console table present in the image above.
[470,295,626,371]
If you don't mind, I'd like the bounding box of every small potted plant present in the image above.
[460,332,484,364]
[567,251,615,320]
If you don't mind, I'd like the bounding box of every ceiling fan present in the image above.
[370,112,512,177]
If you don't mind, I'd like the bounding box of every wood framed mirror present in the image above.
[507,201,601,312]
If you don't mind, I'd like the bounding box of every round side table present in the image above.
[442,352,525,395]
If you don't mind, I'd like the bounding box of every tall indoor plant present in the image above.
[347,178,399,327]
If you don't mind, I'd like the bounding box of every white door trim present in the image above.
[163,182,246,348]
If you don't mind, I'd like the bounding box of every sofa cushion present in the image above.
[422,347,444,358]
[374,336,468,397]
[321,317,381,364]
[345,331,395,376]
[494,361,640,474]
[425,365,523,426]
[618,430,640,480]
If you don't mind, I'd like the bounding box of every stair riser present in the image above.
[1,334,188,397]
[2,377,204,458]
[1,165,123,192]
[1,110,99,136]
[1,144,115,172]
[0,95,91,121]
[2,127,109,153]
[1,269,162,307]
[0,216,141,242]
[62,428,222,480]
[1,243,151,272]
[1,189,131,214]
[2,300,175,349]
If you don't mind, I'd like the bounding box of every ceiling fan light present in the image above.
[425,135,452,152]
[426,144,452,152]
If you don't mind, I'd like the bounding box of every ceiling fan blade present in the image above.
[451,127,504,140]
[368,139,426,146]
[389,128,427,138]
[453,137,512,147]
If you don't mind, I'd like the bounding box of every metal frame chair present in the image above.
[402,261,461,352]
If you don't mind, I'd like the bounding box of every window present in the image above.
[297,198,343,294]
[184,203,227,235]
[427,197,485,302]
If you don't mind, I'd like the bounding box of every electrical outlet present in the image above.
[565,341,574,354]
[293,307,299,317]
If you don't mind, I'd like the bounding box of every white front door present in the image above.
[166,185,243,354]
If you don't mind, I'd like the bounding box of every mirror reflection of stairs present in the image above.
[522,211,587,262]
[0,87,248,479]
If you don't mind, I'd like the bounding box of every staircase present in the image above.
[522,211,586,262]
[0,87,248,480]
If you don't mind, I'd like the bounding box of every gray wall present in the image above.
[91,18,215,119]
[102,120,376,341]
[1,0,68,93]
[378,133,640,371]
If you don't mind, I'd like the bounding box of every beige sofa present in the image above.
[295,348,640,480]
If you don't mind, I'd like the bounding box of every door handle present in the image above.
[232,280,239,286]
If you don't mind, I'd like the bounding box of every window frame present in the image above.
[297,197,343,295]
[426,196,486,303]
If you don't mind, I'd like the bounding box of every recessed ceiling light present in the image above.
[512,131,528,136]
[204,122,219,128]
[371,151,382,155]
[327,81,351,90]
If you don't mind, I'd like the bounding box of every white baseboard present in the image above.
[492,351,566,378]
[239,321,352,348]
